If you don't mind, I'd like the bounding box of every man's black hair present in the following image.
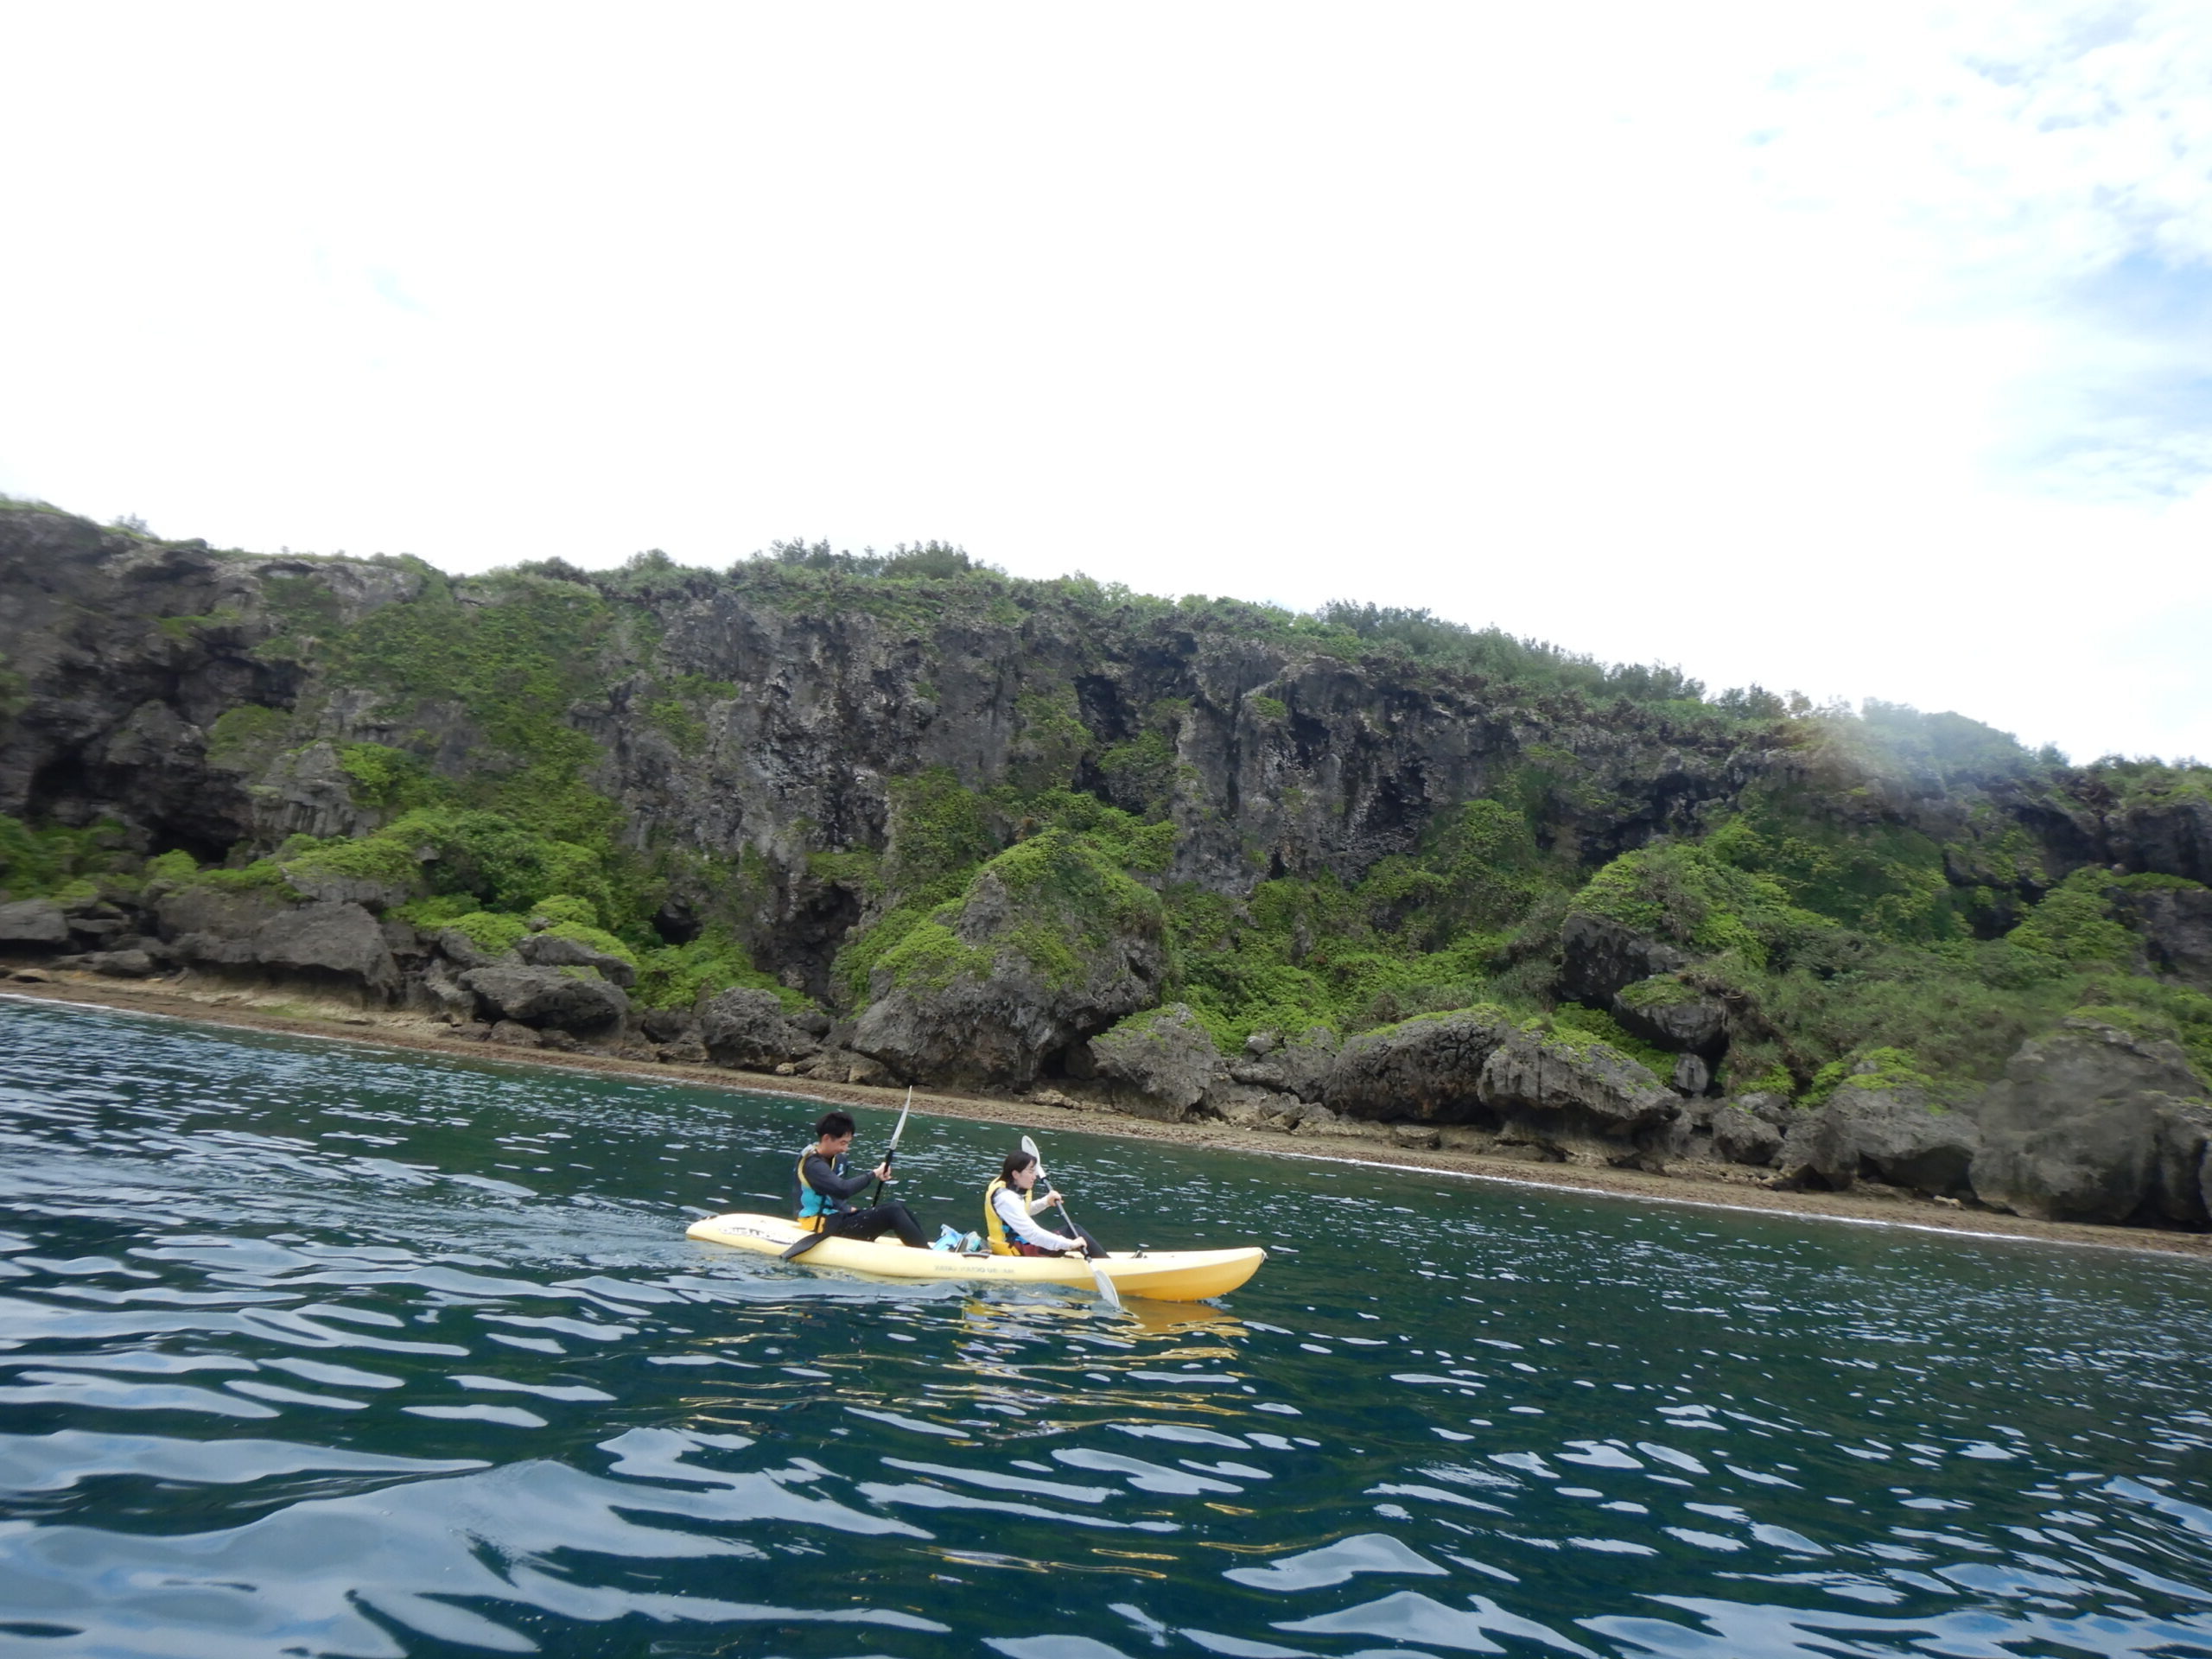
[815,1110,856,1141]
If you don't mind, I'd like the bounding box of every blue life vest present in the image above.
[794,1149,852,1228]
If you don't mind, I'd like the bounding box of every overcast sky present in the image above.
[4,3,2209,762]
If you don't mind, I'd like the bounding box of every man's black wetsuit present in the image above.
[799,1150,929,1248]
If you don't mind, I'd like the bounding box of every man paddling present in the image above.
[795,1110,929,1248]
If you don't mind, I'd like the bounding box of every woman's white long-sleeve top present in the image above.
[991,1185,1079,1250]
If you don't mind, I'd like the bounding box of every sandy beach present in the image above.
[6,969,2209,1266]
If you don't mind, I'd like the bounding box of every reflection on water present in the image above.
[3,994,2211,1656]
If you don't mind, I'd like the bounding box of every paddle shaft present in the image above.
[869,1086,913,1205]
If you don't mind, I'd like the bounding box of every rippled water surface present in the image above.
[5,996,2212,1658]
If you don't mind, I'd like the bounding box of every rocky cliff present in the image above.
[5,500,2210,1228]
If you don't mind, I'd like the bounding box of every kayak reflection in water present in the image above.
[983,1149,1103,1257]
[795,1110,929,1247]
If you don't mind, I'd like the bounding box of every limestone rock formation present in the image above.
[458,964,629,1034]
[1228,1028,1339,1103]
[249,901,400,1000]
[1475,1026,1681,1140]
[1088,1003,1224,1121]
[1707,1103,1783,1166]
[1325,1010,1514,1122]
[518,932,637,988]
[8,505,2212,1233]
[1968,1021,2212,1226]
[696,988,821,1071]
[1558,914,1688,1007]
[1775,1086,1979,1194]
[1324,1009,1675,1155]
[849,834,1164,1090]
[2115,884,2212,993]
[0,899,68,946]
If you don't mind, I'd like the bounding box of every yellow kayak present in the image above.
[685,1212,1265,1302]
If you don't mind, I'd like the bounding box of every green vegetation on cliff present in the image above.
[5,501,2211,1098]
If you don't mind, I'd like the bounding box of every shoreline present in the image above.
[7,971,2210,1266]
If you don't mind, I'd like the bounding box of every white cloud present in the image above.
[1,0,2207,762]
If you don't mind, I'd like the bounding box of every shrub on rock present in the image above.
[849,830,1163,1090]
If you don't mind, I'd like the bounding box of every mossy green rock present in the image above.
[849,835,1165,1090]
[517,931,636,988]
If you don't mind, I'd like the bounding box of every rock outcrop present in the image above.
[457,965,629,1035]
[2115,884,2212,993]
[1323,1011,1677,1159]
[696,988,821,1071]
[517,932,637,988]
[1088,1003,1224,1121]
[1707,1101,1784,1166]
[1228,1028,1338,1103]
[248,901,400,1000]
[0,899,69,947]
[849,835,1165,1090]
[1967,1021,2212,1226]
[1775,1086,1980,1194]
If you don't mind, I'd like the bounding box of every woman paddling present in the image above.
[983,1149,1103,1257]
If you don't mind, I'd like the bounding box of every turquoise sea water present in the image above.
[3,995,2211,1658]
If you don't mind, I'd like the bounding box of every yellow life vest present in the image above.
[982,1176,1035,1255]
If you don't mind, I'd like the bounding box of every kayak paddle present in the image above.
[782,1088,912,1261]
[1020,1133,1121,1310]
[869,1087,913,1206]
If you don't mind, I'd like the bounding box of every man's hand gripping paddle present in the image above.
[1020,1134,1121,1310]
[782,1088,912,1261]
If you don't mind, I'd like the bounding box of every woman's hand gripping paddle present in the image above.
[782,1089,912,1262]
[1020,1134,1121,1310]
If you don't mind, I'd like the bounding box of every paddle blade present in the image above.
[1090,1257,1122,1311]
[780,1228,830,1260]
